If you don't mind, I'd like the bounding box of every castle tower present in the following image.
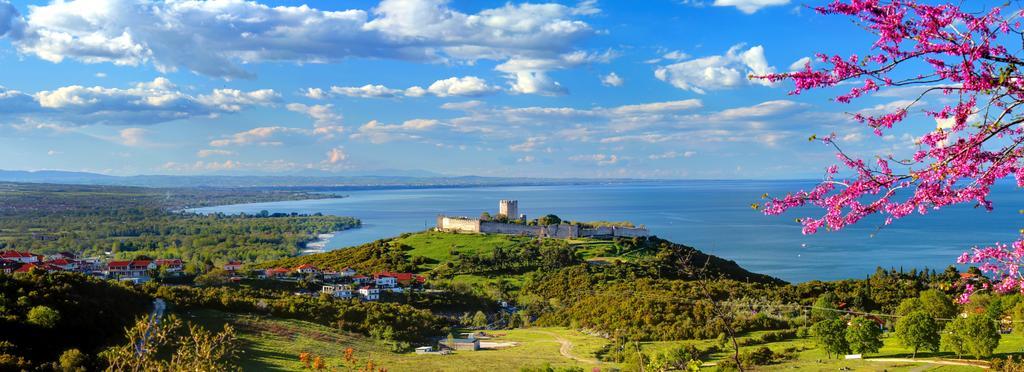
[498,199,518,219]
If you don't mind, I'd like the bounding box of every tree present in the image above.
[58,349,88,372]
[811,292,840,322]
[754,0,1024,298]
[895,311,939,358]
[846,317,883,355]
[944,314,1001,359]
[103,315,238,371]
[896,297,923,317]
[810,319,850,359]
[537,214,561,226]
[26,305,60,328]
[472,311,488,328]
[919,290,957,321]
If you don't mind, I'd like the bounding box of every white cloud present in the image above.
[788,56,811,72]
[517,155,536,163]
[712,100,806,120]
[509,137,547,152]
[196,149,234,158]
[8,0,598,79]
[568,153,619,166]
[46,149,60,156]
[426,76,497,97]
[325,147,348,164]
[286,103,343,130]
[441,100,483,110]
[330,84,403,98]
[663,51,689,60]
[613,99,703,114]
[649,150,696,160]
[601,72,624,87]
[655,44,775,94]
[9,78,279,126]
[304,88,327,100]
[210,126,311,147]
[118,127,146,147]
[349,118,440,143]
[496,51,614,95]
[94,72,107,78]
[712,0,790,14]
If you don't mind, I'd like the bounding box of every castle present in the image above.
[436,200,650,239]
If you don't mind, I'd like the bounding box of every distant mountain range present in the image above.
[0,169,651,189]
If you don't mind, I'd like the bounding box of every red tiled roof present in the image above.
[374,271,426,283]
[108,260,152,269]
[155,259,182,266]
[46,258,74,266]
[294,264,319,270]
[1,251,34,259]
[14,262,62,273]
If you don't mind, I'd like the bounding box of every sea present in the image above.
[191,180,1024,283]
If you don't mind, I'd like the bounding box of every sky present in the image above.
[0,0,983,178]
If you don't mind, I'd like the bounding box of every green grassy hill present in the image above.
[257,230,783,285]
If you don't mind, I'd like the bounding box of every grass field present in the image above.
[185,309,616,371]
[186,307,1022,371]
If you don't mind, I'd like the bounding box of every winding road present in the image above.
[525,330,599,365]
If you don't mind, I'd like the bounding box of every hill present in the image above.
[257,230,784,286]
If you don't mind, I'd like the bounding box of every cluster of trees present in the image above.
[0,183,359,267]
[0,271,152,370]
[435,239,582,277]
[144,284,446,347]
[253,238,418,273]
[807,289,1004,360]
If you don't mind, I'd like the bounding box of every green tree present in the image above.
[941,317,968,358]
[537,214,562,226]
[26,305,61,328]
[472,311,488,328]
[896,297,924,316]
[954,314,1000,359]
[57,349,88,372]
[811,292,841,322]
[919,290,957,320]
[810,319,850,359]
[895,311,940,358]
[845,317,883,355]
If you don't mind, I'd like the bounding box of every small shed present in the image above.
[441,338,480,351]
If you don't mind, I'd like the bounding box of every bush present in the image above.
[57,349,87,372]
[26,306,61,328]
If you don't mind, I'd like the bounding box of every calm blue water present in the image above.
[191,181,1024,283]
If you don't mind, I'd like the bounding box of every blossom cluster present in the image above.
[757,0,1024,300]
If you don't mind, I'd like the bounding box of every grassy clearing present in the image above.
[185,309,615,372]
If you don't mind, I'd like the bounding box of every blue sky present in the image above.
[0,0,976,178]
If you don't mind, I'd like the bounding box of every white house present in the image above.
[375,275,398,288]
[358,287,380,301]
[322,284,353,299]
[294,264,320,275]
[339,267,357,277]
[0,251,39,264]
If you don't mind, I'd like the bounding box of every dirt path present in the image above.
[525,330,598,364]
[865,357,989,369]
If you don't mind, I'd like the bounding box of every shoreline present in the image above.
[300,233,336,255]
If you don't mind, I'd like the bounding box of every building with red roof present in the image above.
[154,259,184,272]
[107,260,155,278]
[224,261,243,272]
[0,251,40,264]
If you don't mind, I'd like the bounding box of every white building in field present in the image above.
[322,284,353,299]
[358,287,380,301]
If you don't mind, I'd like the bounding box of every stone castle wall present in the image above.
[437,216,649,239]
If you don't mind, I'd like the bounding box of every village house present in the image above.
[14,262,64,273]
[264,267,291,278]
[224,261,243,272]
[358,286,380,301]
[294,264,320,275]
[1,251,40,264]
[44,258,78,271]
[322,284,354,299]
[376,271,426,287]
[339,267,357,277]
[374,274,398,289]
[0,259,20,274]
[107,260,156,278]
[155,259,184,273]
[353,274,371,285]
[440,336,480,351]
